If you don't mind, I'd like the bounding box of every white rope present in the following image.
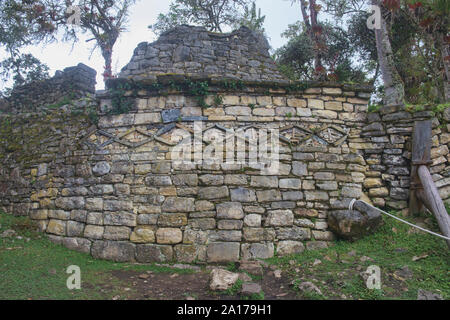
[349,199,450,241]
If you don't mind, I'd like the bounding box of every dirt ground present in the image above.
[88,265,299,300]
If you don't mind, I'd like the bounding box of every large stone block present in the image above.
[162,197,195,212]
[103,212,137,227]
[92,241,136,262]
[103,226,131,240]
[174,245,206,263]
[241,243,274,260]
[230,188,256,202]
[55,197,85,210]
[158,212,188,227]
[136,244,173,263]
[216,202,244,220]
[199,186,229,199]
[62,237,91,254]
[156,228,183,244]
[207,242,240,262]
[130,227,156,243]
[46,219,66,236]
[328,209,382,241]
[277,241,305,256]
[66,221,85,237]
[266,210,294,226]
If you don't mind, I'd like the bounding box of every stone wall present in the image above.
[3,63,96,112]
[119,25,286,83]
[0,78,376,263]
[0,26,449,264]
[361,105,450,211]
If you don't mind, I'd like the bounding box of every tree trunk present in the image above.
[372,0,405,106]
[101,46,113,84]
[300,0,326,80]
[442,41,450,102]
[417,165,450,249]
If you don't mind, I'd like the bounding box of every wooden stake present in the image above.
[418,165,450,249]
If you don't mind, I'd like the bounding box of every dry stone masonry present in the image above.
[119,25,286,83]
[0,26,448,263]
[3,63,96,112]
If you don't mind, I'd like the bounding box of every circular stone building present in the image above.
[1,25,448,263]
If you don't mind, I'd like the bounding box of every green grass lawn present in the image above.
[267,212,450,300]
[0,213,194,300]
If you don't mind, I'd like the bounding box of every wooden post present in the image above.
[417,165,450,249]
[409,120,433,215]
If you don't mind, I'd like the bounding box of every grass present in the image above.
[1,210,449,300]
[266,212,450,300]
[0,212,195,300]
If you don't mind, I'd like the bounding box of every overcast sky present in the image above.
[1,0,309,90]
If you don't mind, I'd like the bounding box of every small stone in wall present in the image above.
[92,161,111,176]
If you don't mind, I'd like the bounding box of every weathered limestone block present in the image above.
[218,220,244,230]
[277,241,305,256]
[183,229,208,244]
[244,214,261,227]
[216,202,244,220]
[145,175,172,186]
[174,244,206,263]
[55,197,85,210]
[103,200,133,211]
[209,230,242,242]
[130,227,156,243]
[70,210,87,223]
[199,174,224,186]
[250,176,278,188]
[209,268,239,291]
[199,186,229,199]
[328,209,382,241]
[207,242,240,262]
[266,210,294,226]
[104,212,136,227]
[312,230,335,241]
[86,198,103,211]
[243,227,276,242]
[292,161,308,176]
[162,197,195,212]
[67,221,85,237]
[103,226,131,240]
[195,200,215,211]
[294,208,319,218]
[276,227,310,240]
[230,188,256,202]
[256,189,282,202]
[84,225,104,239]
[158,212,188,227]
[87,212,103,225]
[92,241,136,262]
[279,179,301,189]
[156,228,183,244]
[30,209,49,220]
[47,219,66,236]
[92,161,111,176]
[62,237,91,254]
[135,244,173,263]
[241,243,274,260]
